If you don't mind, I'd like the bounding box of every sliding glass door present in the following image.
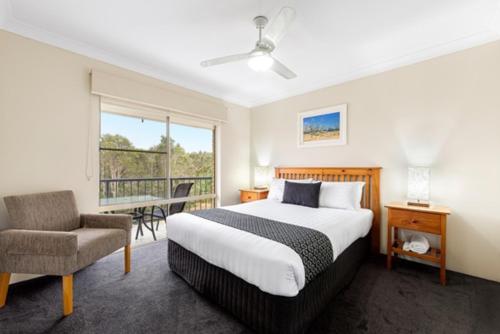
[99,102,216,211]
[99,112,168,205]
[170,122,215,210]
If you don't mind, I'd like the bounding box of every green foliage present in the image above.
[100,134,214,199]
[100,134,213,180]
[149,135,213,178]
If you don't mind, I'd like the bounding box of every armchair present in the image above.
[0,191,132,316]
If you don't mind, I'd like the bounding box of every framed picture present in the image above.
[297,104,347,148]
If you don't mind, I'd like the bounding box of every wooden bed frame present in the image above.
[275,167,382,253]
[168,166,382,333]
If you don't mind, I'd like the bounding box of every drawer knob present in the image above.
[410,219,418,224]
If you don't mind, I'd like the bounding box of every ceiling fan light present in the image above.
[248,55,274,72]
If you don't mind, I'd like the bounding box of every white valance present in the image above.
[91,70,228,122]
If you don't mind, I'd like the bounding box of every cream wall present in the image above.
[250,41,500,282]
[2,27,500,284]
[219,103,250,205]
[0,29,250,233]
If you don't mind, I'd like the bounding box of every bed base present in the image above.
[168,235,369,334]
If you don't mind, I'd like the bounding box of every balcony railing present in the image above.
[99,176,214,211]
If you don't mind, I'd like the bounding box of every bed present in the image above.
[167,167,381,334]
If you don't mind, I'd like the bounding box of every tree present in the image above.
[100,134,135,180]
[100,134,214,199]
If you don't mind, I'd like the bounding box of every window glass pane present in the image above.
[170,123,214,198]
[99,110,215,211]
[99,146,167,179]
[100,112,165,150]
[100,112,168,205]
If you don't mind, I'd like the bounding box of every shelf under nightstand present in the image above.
[391,239,441,263]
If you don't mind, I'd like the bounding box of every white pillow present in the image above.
[267,178,313,201]
[318,182,365,210]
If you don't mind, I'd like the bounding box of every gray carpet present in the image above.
[1,240,499,334]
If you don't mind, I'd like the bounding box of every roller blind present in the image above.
[91,70,228,122]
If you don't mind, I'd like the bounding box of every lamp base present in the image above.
[253,186,268,190]
[407,201,430,208]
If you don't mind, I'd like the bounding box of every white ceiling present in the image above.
[1,0,500,107]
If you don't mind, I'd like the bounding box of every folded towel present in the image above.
[409,234,430,254]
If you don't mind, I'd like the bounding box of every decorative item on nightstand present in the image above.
[407,167,430,207]
[254,166,272,190]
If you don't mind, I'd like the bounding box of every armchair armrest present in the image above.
[80,214,132,232]
[0,229,77,256]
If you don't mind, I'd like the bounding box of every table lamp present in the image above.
[407,167,430,207]
[254,166,271,190]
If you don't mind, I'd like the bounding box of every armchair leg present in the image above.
[0,272,10,308]
[62,274,73,316]
[125,245,131,274]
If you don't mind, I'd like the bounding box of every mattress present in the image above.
[167,199,372,297]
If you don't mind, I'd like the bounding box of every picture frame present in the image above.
[297,104,347,148]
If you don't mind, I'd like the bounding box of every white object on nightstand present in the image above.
[407,167,430,207]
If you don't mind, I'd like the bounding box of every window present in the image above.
[99,102,216,211]
[170,123,215,210]
[99,112,168,205]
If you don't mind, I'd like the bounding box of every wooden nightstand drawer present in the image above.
[240,189,268,203]
[389,208,441,234]
[241,192,258,202]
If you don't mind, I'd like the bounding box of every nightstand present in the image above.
[385,202,451,285]
[239,188,268,203]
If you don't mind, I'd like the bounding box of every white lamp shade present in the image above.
[407,167,430,201]
[254,166,272,188]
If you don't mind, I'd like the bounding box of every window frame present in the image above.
[98,99,217,212]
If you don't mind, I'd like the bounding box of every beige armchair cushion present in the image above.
[74,228,127,270]
[80,214,132,244]
[0,230,77,256]
[0,227,129,276]
[4,191,80,231]
[0,230,78,275]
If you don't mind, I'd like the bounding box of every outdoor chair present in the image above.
[130,207,156,241]
[151,182,194,231]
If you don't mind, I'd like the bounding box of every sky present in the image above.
[101,112,212,152]
[303,112,340,130]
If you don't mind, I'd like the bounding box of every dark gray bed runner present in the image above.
[190,208,333,284]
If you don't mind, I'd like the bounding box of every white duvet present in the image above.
[167,199,372,297]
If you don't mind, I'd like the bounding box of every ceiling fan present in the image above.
[200,7,297,79]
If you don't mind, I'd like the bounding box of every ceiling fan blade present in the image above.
[200,53,250,67]
[263,7,296,47]
[271,56,297,79]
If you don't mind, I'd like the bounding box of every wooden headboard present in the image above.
[275,167,382,253]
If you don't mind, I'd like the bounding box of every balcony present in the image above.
[100,176,214,209]
[99,111,216,245]
[99,176,215,246]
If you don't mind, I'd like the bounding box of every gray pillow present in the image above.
[282,181,322,208]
